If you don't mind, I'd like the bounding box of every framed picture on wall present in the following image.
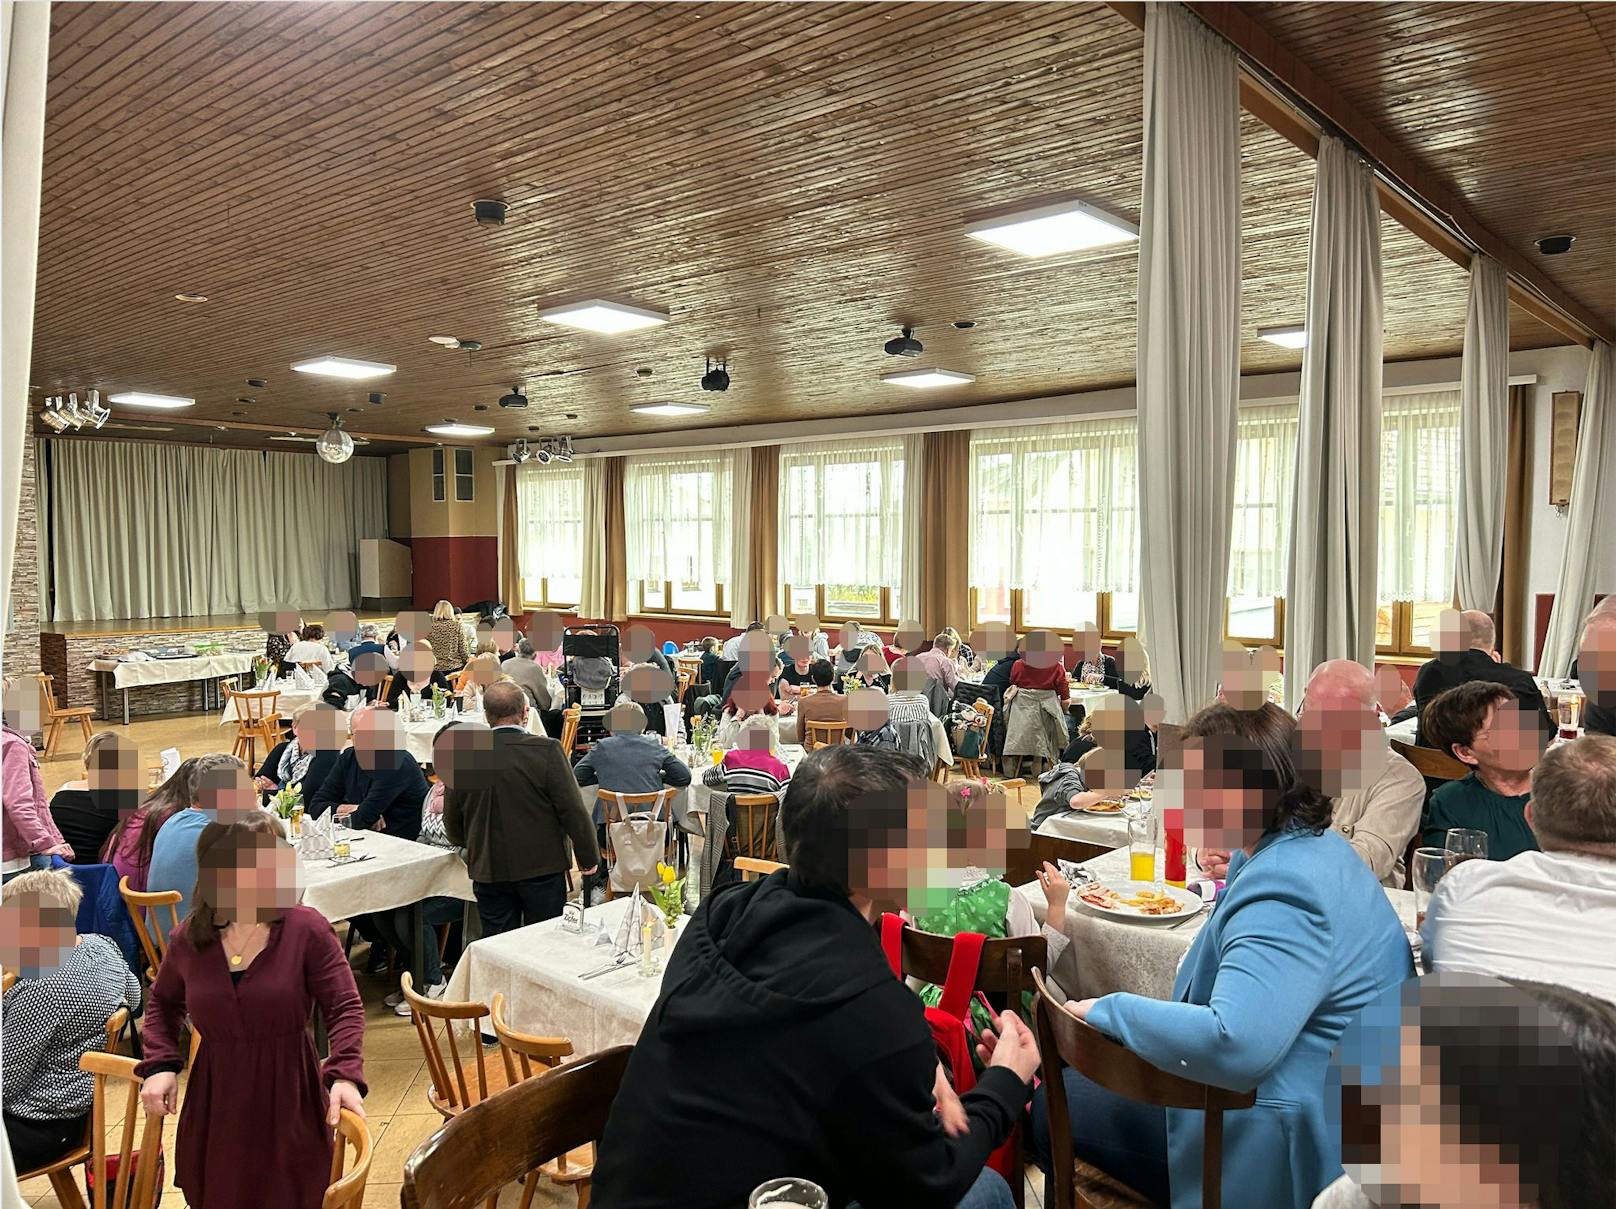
[1548,391,1580,507]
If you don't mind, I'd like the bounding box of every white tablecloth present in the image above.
[298,831,474,920]
[396,706,549,765]
[1015,846,1417,1001]
[1035,808,1131,848]
[1385,716,1419,745]
[1068,686,1121,715]
[687,744,807,896]
[89,651,258,689]
[219,683,320,725]
[442,896,683,1054]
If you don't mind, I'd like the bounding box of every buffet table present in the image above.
[90,651,259,724]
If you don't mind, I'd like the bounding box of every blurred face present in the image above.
[527,610,564,653]
[792,611,820,637]
[623,623,659,665]
[848,782,933,913]
[206,833,301,922]
[736,630,775,675]
[1433,608,1466,655]
[1456,700,1544,775]
[467,656,501,690]
[970,623,1016,663]
[1299,680,1389,798]
[399,646,433,685]
[328,610,357,646]
[87,735,140,795]
[351,650,387,688]
[1022,629,1062,670]
[622,663,674,704]
[394,611,430,644]
[848,688,889,733]
[1220,642,1281,710]
[197,764,256,821]
[736,724,772,753]
[786,635,811,665]
[267,610,301,638]
[0,900,77,979]
[294,704,345,752]
[352,709,402,767]
[1179,739,1269,853]
[893,622,924,653]
[891,658,925,694]
[1582,620,1614,708]
[2,678,44,735]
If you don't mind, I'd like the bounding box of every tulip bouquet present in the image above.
[650,861,686,929]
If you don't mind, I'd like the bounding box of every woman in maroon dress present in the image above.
[136,811,366,1208]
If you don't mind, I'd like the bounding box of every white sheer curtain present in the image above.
[1136,2,1241,722]
[728,449,753,627]
[48,439,387,620]
[969,418,1139,598]
[1284,135,1385,706]
[1454,254,1511,610]
[1377,391,1460,605]
[1540,341,1614,675]
[624,451,733,588]
[578,458,609,618]
[516,462,584,605]
[2,0,50,652]
[1228,404,1299,598]
[778,437,906,591]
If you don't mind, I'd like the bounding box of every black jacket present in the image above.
[384,670,451,710]
[1412,649,1547,744]
[589,870,1025,1209]
[256,742,342,803]
[982,650,1021,691]
[48,788,135,865]
[443,729,599,883]
[309,748,427,839]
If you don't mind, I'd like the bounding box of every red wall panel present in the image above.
[408,536,499,609]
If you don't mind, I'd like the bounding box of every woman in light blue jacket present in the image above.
[1030,702,1415,1208]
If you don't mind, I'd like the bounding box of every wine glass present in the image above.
[1410,846,1448,928]
[750,1179,827,1209]
[1443,828,1488,870]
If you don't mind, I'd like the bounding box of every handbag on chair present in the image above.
[604,792,668,895]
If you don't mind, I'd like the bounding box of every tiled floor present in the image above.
[25,710,1045,1207]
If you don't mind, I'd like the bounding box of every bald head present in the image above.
[1460,610,1496,653]
[1304,659,1378,711]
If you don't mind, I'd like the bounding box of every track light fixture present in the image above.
[700,358,730,392]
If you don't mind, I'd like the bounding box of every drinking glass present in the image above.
[1124,808,1155,883]
[1410,847,1448,927]
[750,1179,828,1209]
[1557,691,1584,738]
[1444,828,1488,869]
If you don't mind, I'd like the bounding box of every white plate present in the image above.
[1071,879,1204,926]
[1080,803,1127,816]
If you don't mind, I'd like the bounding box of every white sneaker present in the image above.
[394,980,446,1016]
[383,989,406,1008]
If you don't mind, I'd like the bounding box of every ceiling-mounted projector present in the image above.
[498,384,529,409]
[884,326,923,357]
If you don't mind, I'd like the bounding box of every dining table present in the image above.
[393,701,550,765]
[1013,845,1419,1001]
[90,650,260,723]
[442,894,681,1054]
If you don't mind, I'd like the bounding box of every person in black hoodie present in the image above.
[308,707,426,839]
[589,746,1035,1209]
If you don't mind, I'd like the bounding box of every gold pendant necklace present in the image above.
[226,923,263,969]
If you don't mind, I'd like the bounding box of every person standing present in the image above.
[443,681,599,935]
[135,813,366,1209]
[427,600,470,674]
[2,689,71,882]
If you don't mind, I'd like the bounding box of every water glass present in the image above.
[1124,808,1155,883]
[749,1178,828,1209]
[1444,828,1488,869]
[1557,691,1584,737]
[1410,846,1448,927]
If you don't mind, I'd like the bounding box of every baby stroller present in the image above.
[562,624,620,752]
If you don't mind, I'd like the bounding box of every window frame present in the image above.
[431,448,446,503]
[968,587,1135,644]
[520,578,579,612]
[633,579,727,619]
[1223,595,1287,647]
[453,447,475,502]
[1376,599,1449,659]
[781,583,898,627]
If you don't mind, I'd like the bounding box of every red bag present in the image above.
[881,913,1020,1184]
[83,1147,165,1207]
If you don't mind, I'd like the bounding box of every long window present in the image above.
[969,418,1139,639]
[625,451,733,617]
[778,438,905,624]
[1376,389,1460,655]
[1224,403,1299,644]
[516,462,584,609]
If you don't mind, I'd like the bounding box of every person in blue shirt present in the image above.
[146,753,256,922]
[1025,701,1414,1209]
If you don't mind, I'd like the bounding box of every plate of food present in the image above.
[1072,880,1203,925]
[1081,800,1126,815]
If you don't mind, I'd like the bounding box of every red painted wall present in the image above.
[407,536,499,610]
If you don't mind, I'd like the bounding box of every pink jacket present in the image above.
[3,723,63,862]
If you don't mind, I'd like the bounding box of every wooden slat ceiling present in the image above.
[29,2,1577,450]
[1246,1,1615,332]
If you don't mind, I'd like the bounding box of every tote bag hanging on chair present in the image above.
[604,791,669,895]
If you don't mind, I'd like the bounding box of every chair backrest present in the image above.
[730,793,780,862]
[734,856,786,882]
[119,877,181,982]
[890,921,1047,998]
[104,1006,129,1057]
[402,1045,632,1209]
[490,992,574,1085]
[33,672,61,715]
[227,688,281,723]
[79,1050,165,1209]
[593,788,670,817]
[973,699,996,730]
[323,1108,374,1209]
[376,673,395,704]
[1390,738,1470,780]
[1032,969,1254,1209]
[1004,829,1111,888]
[1,969,14,994]
[401,971,496,1113]
[559,705,581,755]
[803,719,851,750]
[299,660,326,673]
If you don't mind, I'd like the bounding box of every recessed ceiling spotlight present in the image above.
[472,199,508,226]
[108,392,196,409]
[1256,325,1308,349]
[952,320,977,330]
[368,392,385,404]
[564,412,578,420]
[290,356,396,380]
[1535,234,1575,255]
[174,292,208,304]
[231,410,247,417]
[237,396,256,404]
[630,402,710,417]
[538,300,670,335]
[425,421,496,437]
[473,404,489,411]
[880,368,976,389]
[247,378,268,388]
[966,199,1138,258]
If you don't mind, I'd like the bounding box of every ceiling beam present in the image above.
[1107,1,1606,349]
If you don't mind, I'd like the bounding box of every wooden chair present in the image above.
[1390,738,1470,781]
[729,793,780,863]
[956,700,995,779]
[376,673,395,706]
[490,993,593,1206]
[559,705,582,757]
[18,1017,139,1209]
[674,662,697,705]
[298,660,327,674]
[1033,969,1254,1209]
[81,1050,165,1209]
[734,856,786,882]
[401,972,510,1120]
[402,1045,632,1209]
[34,672,95,759]
[323,1108,374,1209]
[1006,831,1111,890]
[225,688,281,767]
[594,789,674,898]
[802,719,851,750]
[119,878,181,983]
